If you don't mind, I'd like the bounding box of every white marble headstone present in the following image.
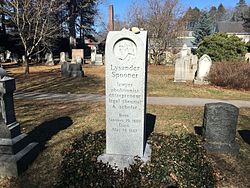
[196,54,212,81]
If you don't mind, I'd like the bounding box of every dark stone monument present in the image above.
[0,77,38,176]
[202,102,240,154]
[61,62,84,78]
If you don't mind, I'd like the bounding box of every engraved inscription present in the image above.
[114,39,136,63]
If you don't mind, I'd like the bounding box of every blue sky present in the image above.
[98,0,250,21]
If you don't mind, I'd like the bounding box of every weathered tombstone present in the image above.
[0,68,8,78]
[245,52,250,64]
[60,52,66,64]
[202,102,239,154]
[186,54,198,80]
[91,46,96,64]
[22,55,26,64]
[75,56,83,64]
[12,54,18,64]
[0,53,5,62]
[61,62,84,78]
[98,30,151,169]
[0,77,38,176]
[95,54,103,65]
[72,49,84,61]
[174,55,186,82]
[5,50,11,60]
[45,53,54,66]
[174,44,195,82]
[194,54,212,84]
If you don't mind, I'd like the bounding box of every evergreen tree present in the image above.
[217,3,226,21]
[193,11,213,46]
[233,0,248,21]
[184,7,201,30]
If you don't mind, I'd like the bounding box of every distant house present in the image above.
[216,21,250,42]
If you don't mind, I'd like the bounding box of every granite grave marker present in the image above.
[98,29,151,169]
[0,77,38,176]
[202,102,239,154]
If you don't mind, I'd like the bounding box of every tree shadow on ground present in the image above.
[238,130,250,146]
[27,116,73,151]
[14,69,104,94]
[194,126,203,136]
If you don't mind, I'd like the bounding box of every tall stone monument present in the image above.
[98,30,151,169]
[0,77,38,176]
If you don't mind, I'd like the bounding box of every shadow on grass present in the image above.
[194,126,203,136]
[15,69,104,94]
[238,130,250,146]
[146,113,156,140]
[27,116,73,151]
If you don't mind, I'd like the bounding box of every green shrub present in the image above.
[196,32,247,62]
[209,62,250,90]
[57,131,215,188]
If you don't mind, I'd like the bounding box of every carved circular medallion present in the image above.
[113,39,136,63]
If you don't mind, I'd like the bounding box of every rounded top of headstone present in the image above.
[199,54,212,62]
[0,68,8,78]
[205,102,239,111]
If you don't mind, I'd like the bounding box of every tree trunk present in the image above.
[24,56,29,75]
[69,0,76,51]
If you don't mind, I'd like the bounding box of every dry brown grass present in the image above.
[0,100,249,187]
[5,64,250,100]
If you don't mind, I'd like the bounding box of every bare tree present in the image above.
[0,0,63,74]
[128,0,185,64]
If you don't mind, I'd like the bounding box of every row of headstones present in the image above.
[0,50,19,63]
[174,44,212,84]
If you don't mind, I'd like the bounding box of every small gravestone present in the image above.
[98,29,151,169]
[61,62,84,78]
[72,49,84,61]
[60,52,66,64]
[194,54,212,84]
[75,56,83,64]
[45,53,54,66]
[91,47,96,64]
[95,54,103,65]
[0,53,5,62]
[245,52,250,64]
[202,102,239,154]
[5,50,11,60]
[0,77,38,176]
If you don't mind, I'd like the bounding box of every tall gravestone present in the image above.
[95,54,103,65]
[174,44,197,82]
[202,102,240,154]
[98,30,151,169]
[0,77,38,176]
[60,52,66,64]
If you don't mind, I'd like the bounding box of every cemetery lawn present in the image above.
[0,100,249,187]
[8,64,250,100]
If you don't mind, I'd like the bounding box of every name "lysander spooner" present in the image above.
[111,65,140,79]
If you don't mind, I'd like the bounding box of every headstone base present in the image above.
[0,142,39,176]
[193,79,209,85]
[203,142,239,154]
[98,143,151,170]
[173,80,186,83]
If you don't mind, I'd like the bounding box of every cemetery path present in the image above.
[14,92,250,108]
